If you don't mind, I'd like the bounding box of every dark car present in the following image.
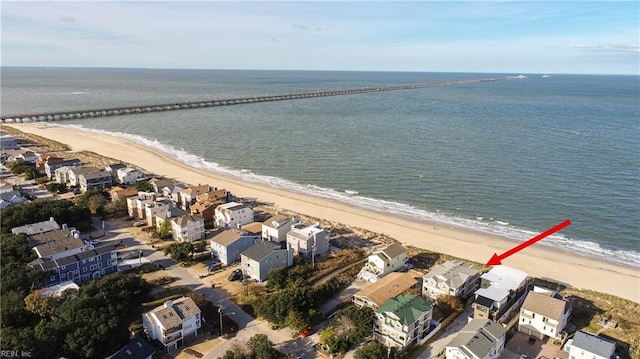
[228,269,242,281]
[528,337,535,345]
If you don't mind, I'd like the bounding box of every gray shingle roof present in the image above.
[447,319,506,358]
[572,331,616,358]
[241,241,280,261]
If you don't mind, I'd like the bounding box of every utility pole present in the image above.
[311,237,316,269]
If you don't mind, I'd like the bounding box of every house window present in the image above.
[532,313,535,318]
[62,273,66,278]
[50,276,56,281]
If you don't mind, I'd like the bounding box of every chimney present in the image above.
[50,217,55,222]
[164,300,173,308]
[62,223,68,230]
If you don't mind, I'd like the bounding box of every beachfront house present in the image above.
[285,221,330,257]
[105,163,126,180]
[445,319,506,359]
[262,214,295,242]
[109,187,138,203]
[0,134,19,150]
[518,287,571,340]
[564,331,616,359]
[472,266,528,323]
[170,214,205,243]
[373,293,434,349]
[142,297,201,352]
[11,217,60,236]
[116,167,147,185]
[190,200,221,226]
[358,243,409,282]
[45,158,81,180]
[54,166,75,185]
[422,260,480,300]
[144,198,174,226]
[353,272,420,310]
[210,228,260,265]
[0,191,26,208]
[214,202,254,229]
[79,171,113,193]
[161,183,188,205]
[149,178,176,194]
[241,242,294,282]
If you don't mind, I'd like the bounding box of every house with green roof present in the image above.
[373,293,434,348]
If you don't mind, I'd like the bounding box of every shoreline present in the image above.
[6,123,639,303]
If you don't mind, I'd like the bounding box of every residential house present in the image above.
[154,207,187,231]
[17,150,38,163]
[565,331,616,359]
[286,222,330,257]
[68,167,100,187]
[190,200,221,226]
[109,187,139,203]
[29,243,119,287]
[11,217,60,235]
[148,178,176,193]
[422,260,480,300]
[262,214,294,242]
[39,281,80,298]
[161,184,188,205]
[28,227,85,260]
[353,272,420,310]
[240,222,263,236]
[215,202,254,229]
[144,198,174,226]
[36,155,62,171]
[127,192,156,218]
[195,188,231,204]
[117,167,147,185]
[472,266,528,323]
[45,158,81,179]
[142,297,201,352]
[445,319,506,359]
[373,293,434,348]
[107,336,156,359]
[179,184,211,210]
[241,242,293,282]
[518,287,571,340]
[170,214,205,243]
[105,163,126,180]
[210,228,260,265]
[54,166,75,185]
[79,171,113,193]
[358,243,409,282]
[0,182,13,193]
[0,191,26,208]
[0,134,19,150]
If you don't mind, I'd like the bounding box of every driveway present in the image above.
[416,307,473,359]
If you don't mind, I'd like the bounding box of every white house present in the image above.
[54,166,75,185]
[116,167,147,185]
[422,260,480,300]
[144,198,174,227]
[68,167,100,187]
[472,266,528,323]
[285,222,330,257]
[565,331,616,359]
[17,151,38,163]
[518,287,571,340]
[214,202,254,229]
[142,297,201,352]
[373,293,434,348]
[445,319,506,359]
[170,214,205,243]
[127,192,156,219]
[262,214,295,242]
[358,243,408,282]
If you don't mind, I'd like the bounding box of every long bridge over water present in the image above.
[1,77,514,123]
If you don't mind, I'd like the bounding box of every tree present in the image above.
[248,334,279,359]
[0,200,91,234]
[157,220,172,240]
[24,291,57,317]
[334,315,356,341]
[45,182,66,193]
[193,240,207,253]
[266,267,289,290]
[87,193,108,215]
[436,295,463,318]
[354,342,407,359]
[135,180,153,192]
[164,242,194,262]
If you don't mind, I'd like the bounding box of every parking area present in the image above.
[504,332,563,359]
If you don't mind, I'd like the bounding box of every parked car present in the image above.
[300,328,314,337]
[133,221,145,227]
[228,269,242,281]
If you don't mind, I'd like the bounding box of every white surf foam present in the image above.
[57,123,640,268]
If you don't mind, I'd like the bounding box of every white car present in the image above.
[133,221,145,227]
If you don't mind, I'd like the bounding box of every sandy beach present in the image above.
[6,123,639,303]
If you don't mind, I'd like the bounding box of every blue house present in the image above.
[210,229,260,265]
[30,243,119,287]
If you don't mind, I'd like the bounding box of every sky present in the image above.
[1,1,638,74]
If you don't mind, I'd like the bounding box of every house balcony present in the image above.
[163,332,182,345]
[163,325,182,336]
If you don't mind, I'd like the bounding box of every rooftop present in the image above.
[571,331,616,358]
[376,293,433,326]
[11,217,60,236]
[378,243,406,260]
[211,228,251,246]
[447,319,506,358]
[355,272,418,308]
[242,241,281,262]
[147,297,200,329]
[424,260,479,290]
[521,291,570,320]
[29,228,84,258]
[263,214,292,229]
[241,222,263,235]
[107,336,156,359]
[476,265,528,302]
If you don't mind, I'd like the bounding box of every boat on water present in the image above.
[541,74,550,78]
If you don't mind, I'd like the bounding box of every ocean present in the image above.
[2,67,639,267]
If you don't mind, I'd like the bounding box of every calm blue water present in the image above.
[2,67,639,267]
